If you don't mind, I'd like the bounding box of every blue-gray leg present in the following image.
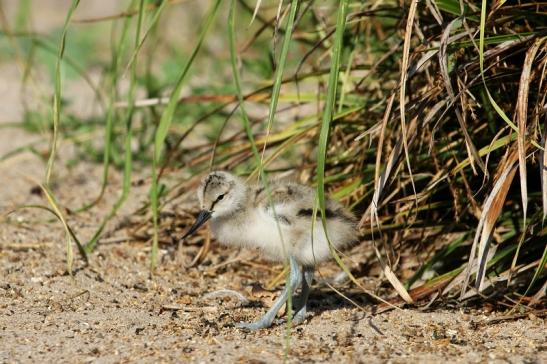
[236,256,302,330]
[293,266,314,324]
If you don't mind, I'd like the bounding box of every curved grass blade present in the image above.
[122,0,169,77]
[229,1,297,343]
[316,0,346,233]
[259,0,299,170]
[506,39,545,282]
[45,0,80,185]
[40,186,88,273]
[542,111,547,221]
[405,234,468,289]
[249,0,262,26]
[37,0,82,274]
[438,18,485,175]
[73,0,185,23]
[468,0,544,296]
[79,0,137,211]
[451,132,517,175]
[23,37,107,112]
[4,203,87,268]
[229,0,262,171]
[434,0,478,21]
[398,0,419,205]
[460,154,518,297]
[150,0,222,269]
[477,0,543,151]
[515,39,543,229]
[84,0,146,253]
[313,0,410,305]
[524,244,547,298]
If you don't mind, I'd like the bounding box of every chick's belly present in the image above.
[210,216,283,251]
[294,224,333,265]
[210,220,248,247]
[242,215,294,259]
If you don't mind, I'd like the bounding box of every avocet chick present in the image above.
[182,171,357,330]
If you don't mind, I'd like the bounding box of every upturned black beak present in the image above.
[181,210,212,240]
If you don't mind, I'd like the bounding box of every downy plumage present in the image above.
[182,171,357,330]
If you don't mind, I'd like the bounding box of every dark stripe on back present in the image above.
[277,214,291,225]
[297,208,339,219]
[254,186,264,199]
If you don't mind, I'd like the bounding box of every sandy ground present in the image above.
[1,126,546,364]
[1,1,545,363]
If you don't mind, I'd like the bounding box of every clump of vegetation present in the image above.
[3,0,545,309]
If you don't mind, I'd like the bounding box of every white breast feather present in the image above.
[210,202,352,265]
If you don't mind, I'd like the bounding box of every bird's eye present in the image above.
[217,194,225,201]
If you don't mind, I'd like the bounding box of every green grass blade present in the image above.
[44,0,80,185]
[523,243,547,297]
[29,37,107,111]
[229,1,307,345]
[317,0,347,227]
[38,0,81,274]
[150,0,223,270]
[84,0,145,253]
[477,0,543,150]
[228,0,261,167]
[405,234,468,289]
[78,0,137,211]
[315,0,363,297]
[4,204,87,266]
[41,185,86,274]
[122,0,169,77]
[259,0,299,168]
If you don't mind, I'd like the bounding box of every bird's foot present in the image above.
[291,306,311,325]
[236,309,311,330]
[235,310,279,330]
[235,319,273,331]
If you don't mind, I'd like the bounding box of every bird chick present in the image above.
[182,171,357,330]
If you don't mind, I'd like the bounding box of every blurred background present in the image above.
[1,0,546,307]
